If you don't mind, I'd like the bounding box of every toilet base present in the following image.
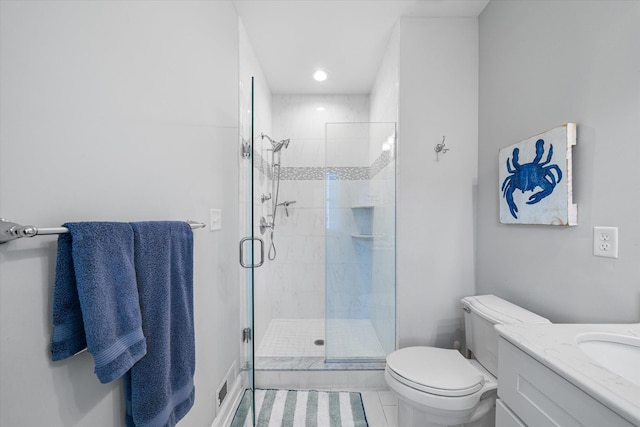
[398,399,450,427]
[396,395,496,427]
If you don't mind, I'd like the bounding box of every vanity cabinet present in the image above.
[497,337,635,427]
[496,399,526,427]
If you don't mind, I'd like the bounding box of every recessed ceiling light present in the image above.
[316,106,326,112]
[313,70,328,82]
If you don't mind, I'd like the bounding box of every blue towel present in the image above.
[125,221,195,427]
[50,222,147,384]
[50,232,86,360]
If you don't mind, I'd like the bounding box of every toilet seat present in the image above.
[386,347,485,397]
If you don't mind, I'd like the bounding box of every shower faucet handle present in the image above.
[259,217,273,234]
[277,200,297,217]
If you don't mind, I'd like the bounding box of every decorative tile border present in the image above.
[253,150,273,179]
[253,150,393,181]
[284,166,371,181]
[368,151,392,178]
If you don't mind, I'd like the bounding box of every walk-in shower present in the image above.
[239,79,396,403]
[249,95,396,369]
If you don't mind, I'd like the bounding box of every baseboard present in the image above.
[210,374,244,427]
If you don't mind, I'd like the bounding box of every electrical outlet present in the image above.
[593,226,618,258]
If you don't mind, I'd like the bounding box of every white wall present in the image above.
[0,2,240,426]
[477,1,640,323]
[397,18,479,348]
[370,22,399,126]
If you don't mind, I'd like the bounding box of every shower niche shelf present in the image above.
[351,234,383,240]
[351,205,374,236]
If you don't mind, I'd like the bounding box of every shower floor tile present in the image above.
[256,318,386,360]
[257,319,325,358]
[326,319,386,360]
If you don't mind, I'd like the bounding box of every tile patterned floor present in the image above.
[256,318,386,360]
[257,319,325,358]
[325,319,386,360]
[361,390,397,427]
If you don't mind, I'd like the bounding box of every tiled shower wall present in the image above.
[263,95,370,324]
[253,94,396,357]
[325,122,396,359]
[369,153,396,355]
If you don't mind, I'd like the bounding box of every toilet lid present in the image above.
[386,347,485,397]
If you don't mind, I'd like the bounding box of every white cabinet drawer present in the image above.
[498,338,634,427]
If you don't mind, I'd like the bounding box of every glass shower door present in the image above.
[325,122,397,362]
[238,76,258,426]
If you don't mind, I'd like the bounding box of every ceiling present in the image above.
[233,0,490,95]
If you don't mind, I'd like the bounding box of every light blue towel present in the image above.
[50,222,147,384]
[125,221,195,427]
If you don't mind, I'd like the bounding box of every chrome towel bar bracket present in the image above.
[0,218,205,244]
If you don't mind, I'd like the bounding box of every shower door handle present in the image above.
[239,237,264,268]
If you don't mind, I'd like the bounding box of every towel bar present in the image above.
[0,218,205,244]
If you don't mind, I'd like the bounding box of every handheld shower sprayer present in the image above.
[259,132,292,261]
[261,133,290,153]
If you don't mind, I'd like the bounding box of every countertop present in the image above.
[495,323,640,425]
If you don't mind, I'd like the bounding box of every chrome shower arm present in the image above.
[261,133,276,145]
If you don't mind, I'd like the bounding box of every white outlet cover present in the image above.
[593,226,618,258]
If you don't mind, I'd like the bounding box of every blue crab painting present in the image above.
[501,139,562,219]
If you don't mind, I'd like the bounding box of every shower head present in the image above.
[272,139,290,153]
[261,133,290,153]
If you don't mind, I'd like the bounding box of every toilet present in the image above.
[385,295,550,427]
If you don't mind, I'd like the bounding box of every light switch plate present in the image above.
[210,209,222,231]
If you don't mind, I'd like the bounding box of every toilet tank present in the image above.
[462,295,550,377]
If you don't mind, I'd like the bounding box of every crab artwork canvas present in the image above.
[499,123,577,226]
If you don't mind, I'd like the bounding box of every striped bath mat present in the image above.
[231,389,369,427]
